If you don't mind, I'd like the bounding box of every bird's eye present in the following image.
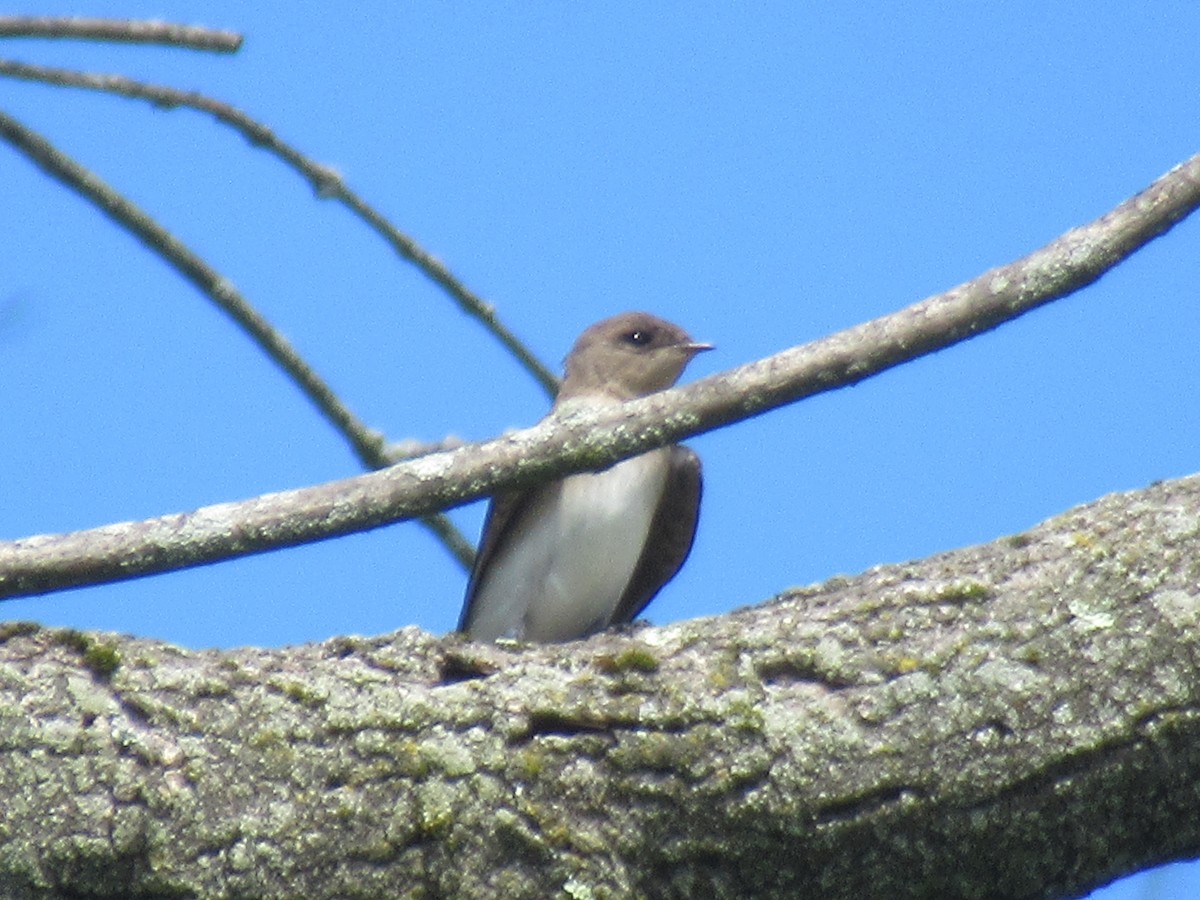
[624,329,654,347]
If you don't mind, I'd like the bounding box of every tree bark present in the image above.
[3,473,1199,899]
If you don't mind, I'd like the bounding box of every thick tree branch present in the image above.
[2,473,1198,897]
[0,58,559,396]
[0,16,242,52]
[2,151,1197,600]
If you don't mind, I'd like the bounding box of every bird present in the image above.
[458,311,712,643]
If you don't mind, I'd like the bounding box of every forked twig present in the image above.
[0,108,475,569]
[0,58,559,397]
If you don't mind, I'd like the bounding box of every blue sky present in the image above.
[3,4,1199,896]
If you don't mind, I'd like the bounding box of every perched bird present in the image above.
[458,311,712,642]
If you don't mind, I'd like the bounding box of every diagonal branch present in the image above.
[0,58,559,397]
[0,16,241,52]
[0,107,474,570]
[3,150,1198,600]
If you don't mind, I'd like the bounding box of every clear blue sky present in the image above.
[3,4,1198,896]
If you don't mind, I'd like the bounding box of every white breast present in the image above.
[468,448,670,641]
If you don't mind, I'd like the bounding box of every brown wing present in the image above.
[457,489,535,634]
[609,445,703,627]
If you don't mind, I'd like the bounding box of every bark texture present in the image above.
[2,474,1200,899]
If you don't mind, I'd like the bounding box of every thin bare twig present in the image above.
[0,107,474,570]
[3,151,1198,599]
[0,58,560,397]
[0,17,241,52]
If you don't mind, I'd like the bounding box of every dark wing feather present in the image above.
[457,490,535,633]
[609,445,703,627]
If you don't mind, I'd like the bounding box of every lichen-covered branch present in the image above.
[2,151,1199,599]
[2,474,1199,898]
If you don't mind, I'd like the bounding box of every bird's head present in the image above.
[558,311,712,402]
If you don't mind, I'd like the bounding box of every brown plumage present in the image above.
[458,312,711,642]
